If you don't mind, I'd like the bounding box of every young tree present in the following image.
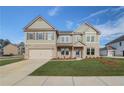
[0,39,11,47]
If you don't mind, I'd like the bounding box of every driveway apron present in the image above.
[0,59,49,86]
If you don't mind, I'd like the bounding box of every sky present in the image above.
[0,6,124,47]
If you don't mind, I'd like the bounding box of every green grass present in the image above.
[31,58,124,76]
[0,58,24,66]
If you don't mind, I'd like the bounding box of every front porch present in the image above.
[57,46,85,59]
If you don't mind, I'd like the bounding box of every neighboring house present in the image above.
[100,46,116,57]
[100,35,124,57]
[24,16,100,59]
[3,44,19,56]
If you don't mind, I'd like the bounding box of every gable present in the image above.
[25,17,55,30]
[73,41,85,47]
[75,23,100,34]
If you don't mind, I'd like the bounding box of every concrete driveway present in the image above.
[0,59,49,86]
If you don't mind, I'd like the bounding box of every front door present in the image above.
[76,49,81,58]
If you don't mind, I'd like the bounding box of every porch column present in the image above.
[81,47,83,58]
[54,47,57,58]
[72,47,74,58]
[83,46,86,59]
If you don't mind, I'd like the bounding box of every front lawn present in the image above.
[0,58,24,66]
[31,58,124,76]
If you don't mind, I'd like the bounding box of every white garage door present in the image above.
[29,49,53,59]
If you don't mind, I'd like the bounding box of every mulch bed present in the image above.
[97,58,120,67]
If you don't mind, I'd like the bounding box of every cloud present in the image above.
[79,7,124,22]
[79,8,110,22]
[113,6,124,11]
[95,16,124,43]
[48,7,61,16]
[75,6,124,47]
[65,20,74,30]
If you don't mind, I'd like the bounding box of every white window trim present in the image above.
[27,32,35,40]
[30,32,54,41]
[59,36,71,43]
[47,32,54,40]
[86,34,97,43]
[87,48,95,55]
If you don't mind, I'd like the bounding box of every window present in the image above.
[87,48,95,55]
[75,35,81,42]
[66,37,69,43]
[91,36,95,42]
[91,48,95,55]
[27,33,35,40]
[120,42,122,46]
[87,35,95,42]
[66,50,69,55]
[37,33,43,40]
[87,36,90,42]
[48,32,54,40]
[61,37,64,42]
[61,48,69,55]
[65,48,69,55]
[59,36,71,43]
[61,48,64,55]
[36,32,54,40]
[87,48,90,55]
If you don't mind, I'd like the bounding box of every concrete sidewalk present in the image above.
[14,76,124,86]
[0,59,49,86]
[103,56,124,59]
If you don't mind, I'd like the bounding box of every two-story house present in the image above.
[100,35,124,57]
[24,16,100,59]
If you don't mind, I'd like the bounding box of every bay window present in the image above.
[59,36,71,43]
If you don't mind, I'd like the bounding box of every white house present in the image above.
[100,35,124,57]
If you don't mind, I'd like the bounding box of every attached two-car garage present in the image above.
[29,49,53,59]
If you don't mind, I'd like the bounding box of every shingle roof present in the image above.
[59,31,73,33]
[100,45,116,50]
[106,35,124,45]
[58,31,84,35]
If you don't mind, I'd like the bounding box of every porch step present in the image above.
[76,58,82,60]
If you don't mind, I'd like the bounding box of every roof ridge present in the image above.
[106,35,124,45]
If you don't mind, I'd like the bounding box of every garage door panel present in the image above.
[29,49,53,59]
